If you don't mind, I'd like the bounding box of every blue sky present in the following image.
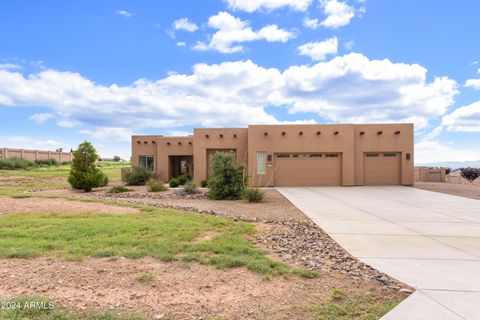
[1,0,479,163]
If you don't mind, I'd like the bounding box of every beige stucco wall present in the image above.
[354,124,414,185]
[247,124,355,186]
[414,167,446,182]
[193,128,248,183]
[131,123,414,186]
[0,148,72,162]
[131,135,193,182]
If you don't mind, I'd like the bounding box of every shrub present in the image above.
[200,179,208,188]
[100,175,109,187]
[459,167,480,181]
[68,141,108,192]
[125,167,152,186]
[207,152,244,200]
[243,187,265,203]
[0,157,36,170]
[183,182,198,194]
[177,173,191,185]
[136,272,155,283]
[107,185,131,194]
[147,180,167,192]
[35,158,58,166]
[169,178,180,188]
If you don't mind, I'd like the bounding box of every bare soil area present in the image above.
[414,182,480,200]
[0,257,406,320]
[36,187,309,222]
[0,196,138,215]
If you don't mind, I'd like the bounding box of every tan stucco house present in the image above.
[131,123,414,187]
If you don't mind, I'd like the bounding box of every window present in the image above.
[139,156,155,171]
[277,154,290,158]
[366,153,379,157]
[293,154,306,158]
[383,153,397,157]
[309,154,322,158]
[256,152,266,174]
[325,153,339,157]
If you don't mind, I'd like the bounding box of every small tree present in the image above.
[207,152,244,200]
[68,141,108,191]
[113,155,121,162]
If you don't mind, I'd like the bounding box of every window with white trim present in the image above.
[139,156,155,171]
[256,152,266,174]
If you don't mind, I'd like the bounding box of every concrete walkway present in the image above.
[277,186,480,320]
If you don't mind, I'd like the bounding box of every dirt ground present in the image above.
[36,188,309,222]
[414,181,480,200]
[0,257,406,320]
[0,196,139,215]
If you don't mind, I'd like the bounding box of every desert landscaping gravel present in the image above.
[414,181,480,200]
[0,257,406,320]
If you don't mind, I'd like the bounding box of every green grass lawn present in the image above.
[0,162,130,197]
[312,289,401,320]
[0,206,312,277]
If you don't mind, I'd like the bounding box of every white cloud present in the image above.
[441,101,480,132]
[415,140,480,164]
[303,17,320,29]
[0,53,458,134]
[280,53,458,128]
[0,63,21,71]
[29,113,55,124]
[0,135,66,150]
[114,10,132,18]
[224,0,313,12]
[193,12,295,53]
[465,78,480,90]
[320,0,356,28]
[173,18,198,32]
[298,37,338,61]
[80,127,134,142]
[176,41,186,47]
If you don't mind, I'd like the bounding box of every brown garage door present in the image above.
[274,153,342,186]
[364,152,401,185]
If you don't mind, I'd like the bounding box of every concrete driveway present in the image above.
[277,186,480,320]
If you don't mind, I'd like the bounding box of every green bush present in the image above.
[125,167,152,186]
[107,185,131,194]
[183,182,198,194]
[0,157,36,170]
[207,152,244,200]
[35,158,58,166]
[68,141,108,192]
[169,178,180,188]
[243,187,265,203]
[147,180,167,192]
[200,179,208,188]
[177,173,191,185]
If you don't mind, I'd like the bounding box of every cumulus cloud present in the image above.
[320,0,356,28]
[0,53,458,137]
[79,127,134,142]
[29,113,55,124]
[297,37,338,61]
[415,140,480,164]
[114,10,132,18]
[193,12,294,53]
[173,18,198,32]
[465,78,480,89]
[280,53,458,128]
[176,41,186,47]
[224,0,313,12]
[441,101,480,132]
[303,17,320,29]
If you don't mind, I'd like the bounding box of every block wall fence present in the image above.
[0,148,72,163]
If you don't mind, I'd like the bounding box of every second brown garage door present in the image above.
[364,152,401,185]
[274,153,342,186]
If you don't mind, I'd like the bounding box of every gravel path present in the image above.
[414,182,480,200]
